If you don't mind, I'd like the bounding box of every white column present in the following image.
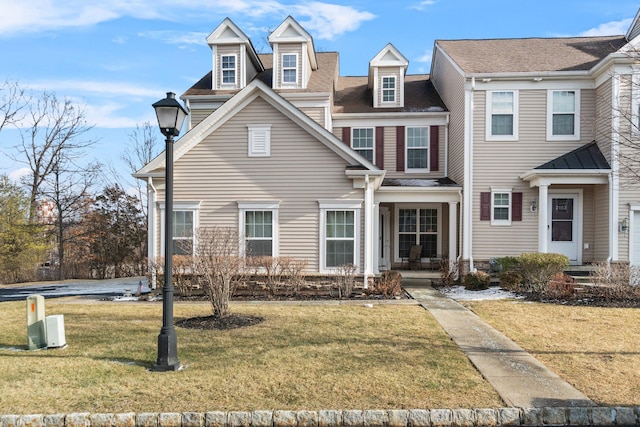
[363,175,374,288]
[448,201,458,272]
[373,203,380,275]
[538,184,548,253]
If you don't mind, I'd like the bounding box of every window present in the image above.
[382,76,396,102]
[160,201,200,256]
[352,128,374,162]
[238,201,279,257]
[221,55,236,85]
[398,208,438,259]
[406,127,429,172]
[247,124,271,157]
[282,53,298,84]
[492,192,511,224]
[547,90,580,140]
[487,91,518,140]
[319,201,361,271]
[480,191,522,224]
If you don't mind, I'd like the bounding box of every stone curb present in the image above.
[2,407,640,427]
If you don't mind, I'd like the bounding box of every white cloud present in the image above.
[292,2,376,40]
[138,31,208,46]
[579,18,633,37]
[410,0,436,11]
[8,167,31,182]
[417,49,433,63]
[26,80,162,99]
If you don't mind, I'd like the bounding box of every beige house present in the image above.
[136,10,640,280]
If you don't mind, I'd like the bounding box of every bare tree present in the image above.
[191,226,246,318]
[0,79,27,136]
[121,121,161,214]
[9,91,96,222]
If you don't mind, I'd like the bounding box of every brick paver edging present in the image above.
[2,407,640,427]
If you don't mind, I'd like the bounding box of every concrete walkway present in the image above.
[403,282,593,408]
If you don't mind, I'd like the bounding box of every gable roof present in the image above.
[268,16,318,70]
[206,18,263,73]
[436,36,627,74]
[136,79,378,176]
[535,142,610,170]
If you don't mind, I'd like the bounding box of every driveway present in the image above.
[0,277,150,302]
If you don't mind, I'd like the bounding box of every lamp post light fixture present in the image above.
[151,92,188,372]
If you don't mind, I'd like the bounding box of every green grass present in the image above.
[0,299,502,414]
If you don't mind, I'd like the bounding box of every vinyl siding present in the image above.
[155,96,363,272]
[377,67,402,108]
[217,45,241,89]
[300,107,325,128]
[472,88,600,260]
[594,183,610,260]
[595,77,613,162]
[276,43,304,89]
[190,108,214,127]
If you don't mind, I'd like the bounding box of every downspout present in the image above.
[444,114,449,177]
[609,73,621,263]
[148,177,158,289]
[363,174,373,288]
[462,77,475,271]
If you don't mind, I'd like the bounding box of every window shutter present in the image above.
[375,127,384,168]
[480,192,491,221]
[396,126,405,171]
[430,126,439,171]
[512,192,523,221]
[342,127,351,147]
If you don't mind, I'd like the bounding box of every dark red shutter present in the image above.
[430,126,439,172]
[342,127,351,147]
[375,127,384,168]
[480,192,491,221]
[396,126,405,171]
[512,192,523,221]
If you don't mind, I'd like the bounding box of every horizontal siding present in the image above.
[190,109,214,127]
[595,77,613,163]
[299,107,325,128]
[377,66,402,108]
[594,184,609,261]
[158,96,363,271]
[276,43,303,89]
[217,45,241,90]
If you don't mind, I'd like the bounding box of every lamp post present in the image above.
[151,92,188,371]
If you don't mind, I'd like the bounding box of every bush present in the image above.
[463,271,490,291]
[499,271,522,291]
[439,258,458,287]
[373,271,402,297]
[518,252,569,293]
[495,256,520,272]
[545,272,575,299]
[335,264,357,299]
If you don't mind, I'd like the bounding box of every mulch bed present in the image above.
[176,314,265,330]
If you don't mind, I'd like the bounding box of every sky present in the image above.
[0,0,638,187]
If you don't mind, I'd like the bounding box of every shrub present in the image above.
[439,258,458,287]
[463,270,490,291]
[589,261,640,302]
[518,252,569,293]
[495,256,520,272]
[335,264,357,299]
[373,270,403,297]
[545,272,575,299]
[499,271,523,291]
[284,259,308,296]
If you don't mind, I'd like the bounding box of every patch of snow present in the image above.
[440,285,522,301]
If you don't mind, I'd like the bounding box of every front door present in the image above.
[548,194,580,263]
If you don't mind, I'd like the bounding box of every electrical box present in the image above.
[45,315,66,348]
[26,295,47,350]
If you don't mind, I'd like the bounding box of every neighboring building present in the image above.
[136,10,640,281]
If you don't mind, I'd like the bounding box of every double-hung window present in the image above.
[221,55,236,85]
[406,127,429,172]
[547,90,580,140]
[282,53,298,85]
[382,76,396,103]
[352,128,374,162]
[319,201,360,271]
[487,91,518,140]
[160,201,200,256]
[238,202,279,258]
[492,192,511,224]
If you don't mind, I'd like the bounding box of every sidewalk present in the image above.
[403,281,593,408]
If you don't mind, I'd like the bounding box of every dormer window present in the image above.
[382,76,396,103]
[282,53,298,84]
[221,55,236,85]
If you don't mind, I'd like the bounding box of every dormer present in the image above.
[368,43,409,108]
[268,16,318,90]
[207,18,264,91]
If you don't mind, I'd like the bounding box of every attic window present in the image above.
[221,55,236,85]
[248,124,271,157]
[282,53,298,84]
[382,76,396,103]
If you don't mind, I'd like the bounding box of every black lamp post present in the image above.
[151,92,188,372]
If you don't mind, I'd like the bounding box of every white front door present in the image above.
[379,207,390,271]
[548,193,580,263]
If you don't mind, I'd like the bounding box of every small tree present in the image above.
[192,226,246,318]
[335,263,357,299]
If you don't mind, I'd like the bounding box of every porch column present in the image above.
[373,202,380,275]
[448,201,458,272]
[538,184,548,253]
[363,175,374,288]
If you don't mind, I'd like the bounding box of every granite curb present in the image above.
[2,407,640,427]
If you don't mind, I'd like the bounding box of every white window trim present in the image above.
[159,201,201,256]
[486,90,519,141]
[238,201,280,258]
[393,204,441,263]
[221,54,237,86]
[491,189,512,226]
[318,200,362,273]
[547,90,581,141]
[247,124,271,157]
[405,126,430,173]
[351,127,375,163]
[381,76,396,103]
[281,53,298,86]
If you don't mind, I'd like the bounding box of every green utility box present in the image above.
[26,295,47,350]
